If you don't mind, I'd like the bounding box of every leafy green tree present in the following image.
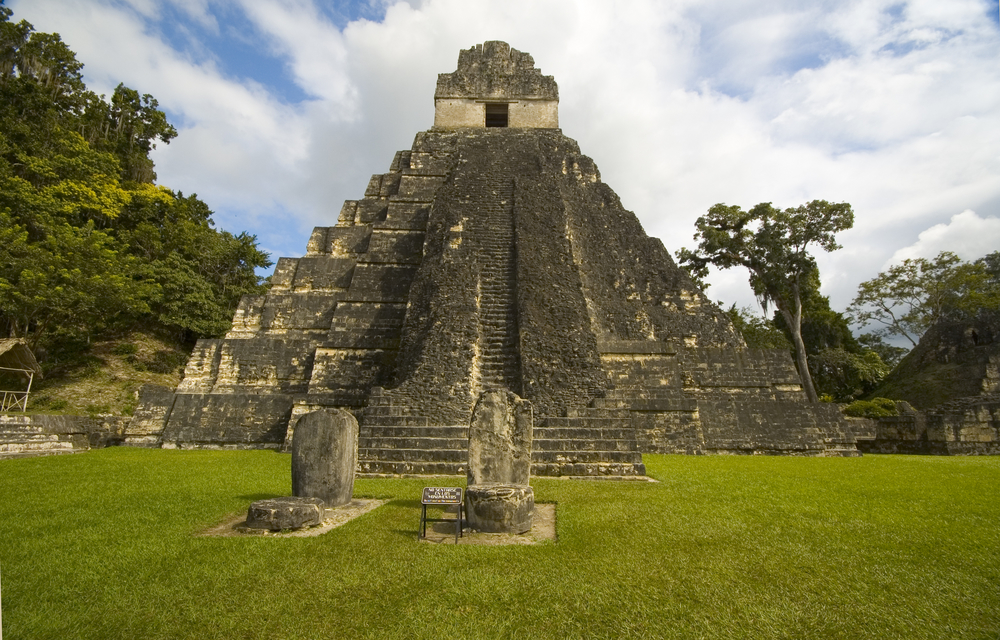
[678,200,854,402]
[80,84,177,183]
[848,251,1000,346]
[810,348,890,402]
[724,305,790,349]
[857,333,908,369]
[0,2,270,355]
[116,186,271,338]
[765,268,889,401]
[0,210,154,348]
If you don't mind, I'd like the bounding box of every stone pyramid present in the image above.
[127,41,871,473]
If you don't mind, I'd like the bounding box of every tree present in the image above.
[80,84,177,183]
[0,2,271,354]
[857,333,908,369]
[724,305,790,349]
[847,251,1000,347]
[810,348,889,402]
[678,200,854,402]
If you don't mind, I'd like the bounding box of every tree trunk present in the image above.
[780,300,819,403]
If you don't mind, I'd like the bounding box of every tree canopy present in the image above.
[847,251,1000,347]
[678,200,854,402]
[0,3,270,356]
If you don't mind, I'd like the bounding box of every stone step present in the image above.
[534,426,637,440]
[362,406,411,417]
[532,449,641,464]
[603,388,685,400]
[0,440,76,453]
[123,435,163,448]
[0,449,82,460]
[359,447,467,463]
[532,461,646,477]
[359,425,468,439]
[359,436,468,450]
[361,415,431,427]
[0,429,56,439]
[565,407,632,418]
[480,356,516,364]
[591,397,698,412]
[533,438,638,452]
[541,416,632,428]
[357,460,466,475]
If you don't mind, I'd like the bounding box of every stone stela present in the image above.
[245,408,359,532]
[126,40,875,472]
[465,389,535,534]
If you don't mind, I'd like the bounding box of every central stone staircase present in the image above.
[475,176,521,391]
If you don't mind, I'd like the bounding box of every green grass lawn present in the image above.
[1,449,997,639]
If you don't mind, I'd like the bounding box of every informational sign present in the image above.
[421,487,463,505]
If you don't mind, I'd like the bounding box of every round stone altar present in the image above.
[465,484,534,534]
[245,496,325,531]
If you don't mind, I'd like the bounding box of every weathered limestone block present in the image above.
[465,485,534,534]
[466,390,535,533]
[291,409,358,507]
[467,389,533,486]
[124,384,176,447]
[246,497,325,530]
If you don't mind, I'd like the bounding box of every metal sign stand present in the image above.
[419,487,465,543]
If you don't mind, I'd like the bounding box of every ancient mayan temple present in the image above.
[126,42,871,473]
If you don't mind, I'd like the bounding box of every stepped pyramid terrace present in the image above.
[126,41,873,474]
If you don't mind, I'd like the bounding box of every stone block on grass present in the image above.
[465,484,534,534]
[246,497,325,531]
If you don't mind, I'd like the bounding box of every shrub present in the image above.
[112,343,139,356]
[843,397,899,419]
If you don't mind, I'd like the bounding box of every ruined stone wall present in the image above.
[859,395,1000,455]
[435,42,557,101]
[1,414,129,457]
[529,137,743,348]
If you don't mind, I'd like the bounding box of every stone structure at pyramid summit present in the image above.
[126,41,873,474]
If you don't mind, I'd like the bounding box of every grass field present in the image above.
[0,449,997,639]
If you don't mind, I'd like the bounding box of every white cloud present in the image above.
[168,0,218,31]
[889,210,1000,264]
[7,0,1000,313]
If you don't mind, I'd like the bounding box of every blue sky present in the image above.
[9,0,1000,320]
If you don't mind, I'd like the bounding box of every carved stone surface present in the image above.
[468,390,533,486]
[465,485,535,534]
[291,409,358,506]
[245,497,325,531]
[435,41,557,100]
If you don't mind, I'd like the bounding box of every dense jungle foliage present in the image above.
[0,3,271,367]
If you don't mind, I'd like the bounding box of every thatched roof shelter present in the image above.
[0,339,42,376]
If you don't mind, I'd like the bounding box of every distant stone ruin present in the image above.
[860,317,1000,455]
[126,41,871,472]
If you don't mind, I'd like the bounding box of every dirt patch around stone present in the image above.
[198,498,386,538]
[419,502,557,545]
